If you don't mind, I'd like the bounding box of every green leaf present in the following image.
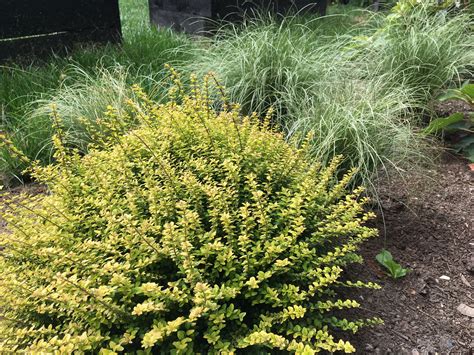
[423,113,464,135]
[438,89,466,102]
[452,135,474,151]
[375,249,393,265]
[392,266,408,278]
[443,121,471,134]
[466,146,474,163]
[438,83,474,105]
[376,249,409,279]
[452,139,474,162]
[460,83,474,102]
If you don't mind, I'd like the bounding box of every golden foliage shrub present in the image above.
[0,75,381,353]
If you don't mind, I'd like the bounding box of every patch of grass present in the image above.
[184,14,415,187]
[185,5,472,189]
[185,8,376,113]
[26,67,140,154]
[364,4,473,103]
[285,74,428,188]
[0,109,54,185]
[0,0,194,183]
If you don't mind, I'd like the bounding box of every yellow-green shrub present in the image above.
[0,76,381,353]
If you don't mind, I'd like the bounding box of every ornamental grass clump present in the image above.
[0,75,381,353]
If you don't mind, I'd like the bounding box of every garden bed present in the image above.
[0,0,472,351]
[349,153,473,353]
[1,153,472,353]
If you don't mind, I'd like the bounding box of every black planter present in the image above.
[149,0,327,34]
[0,0,121,62]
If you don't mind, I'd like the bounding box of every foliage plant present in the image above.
[186,1,473,190]
[376,250,409,279]
[1,66,137,185]
[391,0,458,15]
[366,1,473,103]
[27,67,145,154]
[0,75,381,353]
[424,83,474,162]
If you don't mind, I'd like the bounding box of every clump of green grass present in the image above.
[184,16,417,187]
[0,107,55,185]
[186,9,376,114]
[185,5,472,188]
[0,64,176,184]
[364,3,473,103]
[0,0,194,183]
[285,74,426,182]
[29,67,140,152]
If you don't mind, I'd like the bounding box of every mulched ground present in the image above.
[348,153,473,354]
[0,154,472,354]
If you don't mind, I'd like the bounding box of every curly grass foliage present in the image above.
[1,67,136,183]
[0,64,175,184]
[186,17,340,117]
[366,2,474,102]
[0,79,380,353]
[186,4,473,187]
[285,76,427,183]
[28,66,145,153]
[185,15,426,188]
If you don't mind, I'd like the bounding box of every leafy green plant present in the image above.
[422,112,465,135]
[424,83,474,162]
[376,250,409,279]
[365,2,473,104]
[439,83,474,105]
[391,0,458,16]
[0,76,382,353]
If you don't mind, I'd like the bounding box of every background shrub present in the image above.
[0,79,380,353]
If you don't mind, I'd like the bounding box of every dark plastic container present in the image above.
[148,0,327,34]
[0,0,121,61]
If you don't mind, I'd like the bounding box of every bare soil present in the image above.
[348,153,473,354]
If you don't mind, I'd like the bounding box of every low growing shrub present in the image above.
[0,77,380,353]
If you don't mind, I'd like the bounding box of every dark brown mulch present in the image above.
[433,99,472,119]
[347,153,473,354]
